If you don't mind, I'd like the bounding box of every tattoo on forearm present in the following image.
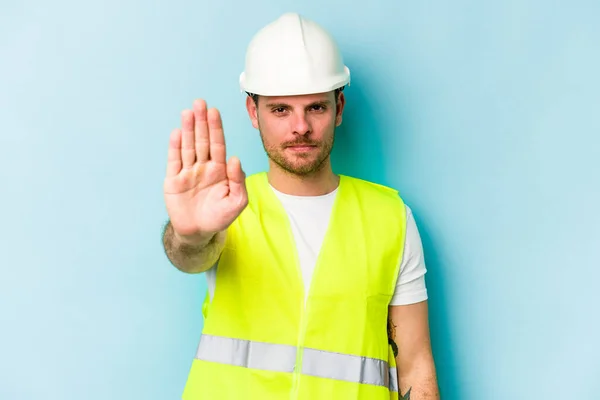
[400,387,412,399]
[387,318,399,357]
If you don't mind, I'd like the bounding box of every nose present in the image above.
[291,111,311,136]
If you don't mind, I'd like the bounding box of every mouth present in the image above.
[286,144,317,152]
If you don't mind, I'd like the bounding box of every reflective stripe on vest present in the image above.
[196,334,399,392]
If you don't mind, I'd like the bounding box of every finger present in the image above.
[166,128,182,177]
[193,99,209,162]
[180,109,196,168]
[208,108,226,164]
[227,156,247,198]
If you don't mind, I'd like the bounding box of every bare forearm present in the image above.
[397,353,440,399]
[162,220,225,273]
[388,302,440,399]
[398,376,439,399]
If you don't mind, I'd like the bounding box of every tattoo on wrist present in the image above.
[400,387,412,399]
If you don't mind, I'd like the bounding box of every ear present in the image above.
[246,95,259,129]
[335,91,346,127]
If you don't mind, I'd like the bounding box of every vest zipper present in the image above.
[285,217,305,400]
[267,173,343,399]
[287,212,330,400]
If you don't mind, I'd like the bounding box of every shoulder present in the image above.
[242,171,269,198]
[245,171,267,185]
[342,175,404,203]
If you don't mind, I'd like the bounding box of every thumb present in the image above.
[227,156,246,197]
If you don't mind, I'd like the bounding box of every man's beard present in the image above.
[259,128,335,177]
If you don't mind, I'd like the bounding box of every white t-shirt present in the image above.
[206,184,428,306]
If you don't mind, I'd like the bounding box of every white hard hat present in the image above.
[239,12,351,96]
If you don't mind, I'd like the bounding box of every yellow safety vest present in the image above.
[182,172,407,399]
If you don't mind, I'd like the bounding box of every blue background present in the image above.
[1,1,599,399]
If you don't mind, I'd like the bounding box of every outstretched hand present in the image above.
[163,99,248,243]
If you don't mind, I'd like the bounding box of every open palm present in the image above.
[164,99,248,240]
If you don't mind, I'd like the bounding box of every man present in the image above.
[162,12,440,400]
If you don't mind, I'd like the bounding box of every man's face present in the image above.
[246,91,345,176]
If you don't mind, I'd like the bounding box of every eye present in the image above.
[309,104,327,112]
[272,107,287,114]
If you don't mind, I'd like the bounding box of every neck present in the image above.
[267,158,339,196]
